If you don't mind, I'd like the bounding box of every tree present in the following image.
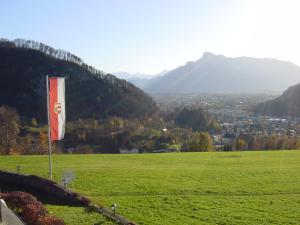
[0,106,20,154]
[236,137,247,150]
[31,118,38,127]
[172,107,220,132]
[224,143,232,151]
[38,132,49,154]
[188,132,214,152]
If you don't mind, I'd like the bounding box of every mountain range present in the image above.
[131,52,300,93]
[2,37,300,119]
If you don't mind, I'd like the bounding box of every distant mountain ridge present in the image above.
[143,52,300,93]
[0,38,157,121]
[114,71,154,89]
[114,71,153,80]
[115,70,168,89]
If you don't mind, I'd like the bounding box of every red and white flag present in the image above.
[48,77,66,141]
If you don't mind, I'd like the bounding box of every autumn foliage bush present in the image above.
[1,191,65,225]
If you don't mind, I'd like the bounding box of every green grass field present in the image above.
[1,151,300,225]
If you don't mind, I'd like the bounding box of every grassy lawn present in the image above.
[45,205,115,225]
[0,150,300,224]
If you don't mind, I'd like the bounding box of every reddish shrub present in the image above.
[37,215,65,225]
[1,191,65,225]
[2,191,37,209]
[21,203,46,224]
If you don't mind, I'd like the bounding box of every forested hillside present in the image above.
[255,83,300,117]
[0,38,157,121]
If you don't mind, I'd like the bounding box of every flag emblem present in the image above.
[54,102,62,114]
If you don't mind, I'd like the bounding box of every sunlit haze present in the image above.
[1,0,300,74]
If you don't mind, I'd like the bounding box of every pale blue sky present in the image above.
[1,0,300,74]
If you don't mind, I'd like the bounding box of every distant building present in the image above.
[119,148,139,154]
[221,133,236,145]
[152,148,177,153]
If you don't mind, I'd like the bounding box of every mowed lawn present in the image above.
[0,151,300,225]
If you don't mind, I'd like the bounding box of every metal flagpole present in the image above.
[46,75,53,179]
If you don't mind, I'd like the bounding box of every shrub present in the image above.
[37,215,65,225]
[1,191,65,225]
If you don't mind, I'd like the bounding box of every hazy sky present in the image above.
[1,0,300,74]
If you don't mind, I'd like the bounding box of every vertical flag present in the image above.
[48,77,66,141]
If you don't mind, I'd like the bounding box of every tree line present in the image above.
[0,38,105,78]
[2,104,300,155]
[0,106,215,154]
[232,134,300,151]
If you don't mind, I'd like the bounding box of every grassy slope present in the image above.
[0,151,300,224]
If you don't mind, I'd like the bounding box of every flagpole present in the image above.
[46,75,53,179]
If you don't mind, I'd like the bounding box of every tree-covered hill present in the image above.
[0,39,157,121]
[255,83,300,117]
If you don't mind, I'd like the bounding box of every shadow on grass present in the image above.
[0,183,75,206]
